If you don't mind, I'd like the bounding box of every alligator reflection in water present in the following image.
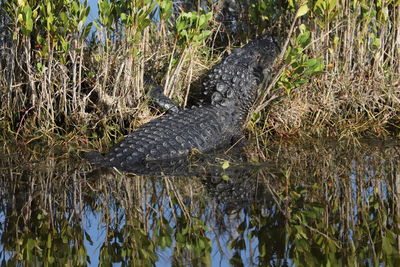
[1,140,400,266]
[88,147,271,215]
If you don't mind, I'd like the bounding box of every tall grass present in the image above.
[0,0,399,146]
[250,0,400,137]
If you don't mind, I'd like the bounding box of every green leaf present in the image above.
[221,160,230,170]
[221,174,230,181]
[120,12,126,21]
[328,0,337,12]
[198,15,206,28]
[48,256,55,264]
[27,238,35,251]
[303,58,318,68]
[23,5,33,33]
[296,4,309,18]
[182,224,189,235]
[303,58,325,74]
[176,232,185,243]
[46,233,52,249]
[46,1,52,14]
[85,231,93,246]
[61,38,70,52]
[382,236,393,255]
[296,30,311,47]
[60,12,68,24]
[251,112,261,122]
[198,238,205,249]
[314,0,326,12]
[121,248,127,257]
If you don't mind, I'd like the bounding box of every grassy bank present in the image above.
[0,0,399,148]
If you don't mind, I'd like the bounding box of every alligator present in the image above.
[85,35,280,169]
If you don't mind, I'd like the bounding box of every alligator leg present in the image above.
[144,75,180,113]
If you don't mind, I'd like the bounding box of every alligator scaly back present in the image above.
[85,35,280,169]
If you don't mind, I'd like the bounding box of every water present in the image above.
[1,139,400,266]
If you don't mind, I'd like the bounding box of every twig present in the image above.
[15,106,35,140]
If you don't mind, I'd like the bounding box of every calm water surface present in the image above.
[1,139,400,266]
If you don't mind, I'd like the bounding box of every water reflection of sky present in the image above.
[80,176,252,266]
[82,203,235,266]
[85,211,103,266]
[81,193,283,265]
[0,210,11,263]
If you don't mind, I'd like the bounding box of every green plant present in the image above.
[175,10,212,47]
[279,24,325,95]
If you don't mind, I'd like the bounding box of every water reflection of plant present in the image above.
[0,140,399,265]
[0,149,89,265]
[244,140,400,266]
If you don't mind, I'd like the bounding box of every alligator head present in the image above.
[203,35,280,116]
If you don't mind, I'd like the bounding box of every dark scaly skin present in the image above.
[146,75,180,112]
[202,36,280,109]
[86,35,280,169]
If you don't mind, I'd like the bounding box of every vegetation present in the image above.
[0,0,399,147]
[1,2,399,265]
